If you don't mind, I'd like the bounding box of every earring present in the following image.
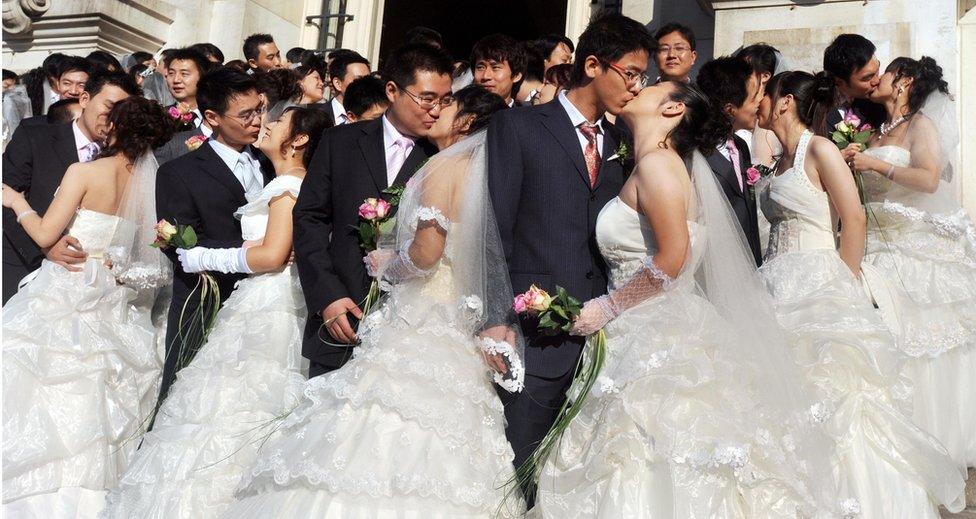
[290,145,297,157]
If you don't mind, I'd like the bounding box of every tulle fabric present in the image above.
[103,175,308,518]
[2,210,163,513]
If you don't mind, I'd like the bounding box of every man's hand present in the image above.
[44,235,87,272]
[322,297,363,344]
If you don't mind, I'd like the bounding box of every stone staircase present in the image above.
[942,468,976,519]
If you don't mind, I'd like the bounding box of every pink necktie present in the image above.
[387,137,414,184]
[726,138,743,191]
[578,123,601,187]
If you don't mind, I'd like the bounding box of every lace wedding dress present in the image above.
[758,130,966,518]
[103,175,309,518]
[860,144,976,469]
[535,155,841,518]
[3,209,164,517]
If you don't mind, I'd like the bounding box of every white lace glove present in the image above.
[375,244,432,291]
[364,248,398,278]
[570,257,673,336]
[177,247,252,274]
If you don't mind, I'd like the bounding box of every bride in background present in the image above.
[2,96,173,517]
[846,56,976,471]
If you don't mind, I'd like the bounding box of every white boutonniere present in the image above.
[607,141,630,163]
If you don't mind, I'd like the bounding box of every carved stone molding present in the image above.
[2,0,50,34]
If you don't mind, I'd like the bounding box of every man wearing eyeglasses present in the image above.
[294,43,454,378]
[154,68,275,404]
[653,23,698,84]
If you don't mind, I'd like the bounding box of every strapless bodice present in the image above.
[760,130,836,260]
[596,197,700,290]
[862,145,912,202]
[66,209,123,258]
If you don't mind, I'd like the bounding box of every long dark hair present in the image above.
[764,70,835,136]
[98,97,176,162]
[886,56,950,114]
[666,82,729,158]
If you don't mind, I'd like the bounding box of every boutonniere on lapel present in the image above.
[168,102,197,131]
[607,141,630,163]
[745,163,774,198]
[185,134,208,151]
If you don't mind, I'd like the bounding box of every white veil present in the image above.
[377,130,525,391]
[105,153,171,290]
[688,150,841,515]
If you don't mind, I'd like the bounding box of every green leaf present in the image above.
[181,226,198,248]
[831,132,847,144]
[377,217,396,236]
[552,305,568,319]
[853,130,873,144]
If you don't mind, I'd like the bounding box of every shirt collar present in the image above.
[381,113,416,148]
[331,97,348,124]
[208,138,254,172]
[72,119,93,151]
[557,91,605,132]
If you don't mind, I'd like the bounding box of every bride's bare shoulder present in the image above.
[632,149,688,184]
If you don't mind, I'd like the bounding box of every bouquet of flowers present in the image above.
[152,219,219,370]
[355,184,405,318]
[508,284,608,497]
[831,109,875,205]
[167,102,197,131]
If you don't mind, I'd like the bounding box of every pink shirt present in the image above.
[72,120,94,162]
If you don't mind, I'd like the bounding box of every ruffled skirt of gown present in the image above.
[103,266,308,519]
[220,294,523,518]
[863,201,976,468]
[2,259,163,517]
[760,249,967,518]
[535,280,832,519]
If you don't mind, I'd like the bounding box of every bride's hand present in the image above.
[364,248,397,278]
[849,151,882,174]
[570,296,615,336]
[2,183,25,208]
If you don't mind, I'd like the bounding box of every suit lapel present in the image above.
[594,125,619,191]
[53,123,80,172]
[392,139,435,187]
[196,143,246,200]
[707,150,745,199]
[358,120,388,190]
[540,102,590,188]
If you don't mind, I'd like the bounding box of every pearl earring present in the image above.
[290,145,297,157]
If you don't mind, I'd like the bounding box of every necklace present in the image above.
[880,115,908,136]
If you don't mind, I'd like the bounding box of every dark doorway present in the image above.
[378,0,568,65]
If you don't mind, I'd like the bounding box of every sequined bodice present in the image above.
[760,130,835,260]
[66,209,123,258]
[596,197,701,290]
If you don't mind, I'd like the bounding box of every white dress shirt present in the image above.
[557,91,605,156]
[381,114,417,186]
[331,97,349,125]
[208,139,263,197]
[72,120,94,162]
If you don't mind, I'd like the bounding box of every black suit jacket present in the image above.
[295,117,437,369]
[487,99,625,378]
[706,135,762,266]
[2,122,78,303]
[826,98,886,132]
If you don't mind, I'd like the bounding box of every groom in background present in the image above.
[486,13,654,489]
[294,43,453,377]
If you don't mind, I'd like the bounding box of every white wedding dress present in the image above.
[758,130,966,518]
[103,175,309,518]
[861,145,976,469]
[535,194,835,518]
[3,209,164,518]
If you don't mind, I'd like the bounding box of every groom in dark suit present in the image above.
[486,14,654,479]
[295,43,453,377]
[823,34,885,131]
[697,56,763,265]
[155,67,274,402]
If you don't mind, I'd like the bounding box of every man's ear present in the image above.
[345,111,358,123]
[511,71,524,85]
[723,102,736,119]
[247,58,257,70]
[78,90,91,111]
[385,81,399,104]
[203,109,220,130]
[583,55,601,80]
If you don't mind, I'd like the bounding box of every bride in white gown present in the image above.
[102,106,331,518]
[756,70,966,518]
[845,56,976,470]
[2,96,173,517]
[534,81,841,518]
[222,86,525,518]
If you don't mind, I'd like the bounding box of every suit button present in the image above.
[585,271,594,279]
[589,194,596,201]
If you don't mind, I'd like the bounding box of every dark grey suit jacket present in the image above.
[154,127,206,166]
[706,135,762,266]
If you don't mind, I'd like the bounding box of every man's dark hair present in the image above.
[696,56,753,122]
[197,67,258,115]
[22,68,46,114]
[654,22,696,51]
[47,98,80,124]
[343,75,389,117]
[404,26,443,48]
[223,60,249,72]
[327,51,370,83]
[470,34,527,79]
[190,42,224,64]
[42,53,69,80]
[167,47,213,76]
[84,70,141,97]
[286,47,307,64]
[130,51,154,67]
[535,34,575,57]
[2,69,18,81]
[59,56,92,79]
[254,68,301,105]
[159,48,178,70]
[380,43,453,87]
[521,41,546,83]
[736,43,779,76]
[243,33,275,61]
[570,13,655,87]
[823,34,875,83]
[328,48,356,61]
[86,51,122,72]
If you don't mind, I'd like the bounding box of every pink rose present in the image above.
[167,106,181,118]
[860,123,872,132]
[512,294,528,313]
[181,113,194,122]
[746,166,761,186]
[358,198,379,220]
[185,135,207,150]
[843,111,861,128]
[374,199,391,219]
[525,285,552,313]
